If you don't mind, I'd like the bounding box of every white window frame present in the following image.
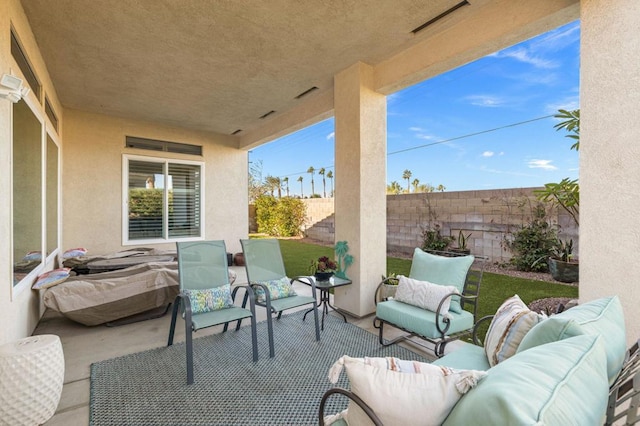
[122,154,205,245]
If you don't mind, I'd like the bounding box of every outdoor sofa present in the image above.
[321,295,637,425]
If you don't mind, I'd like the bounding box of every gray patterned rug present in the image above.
[90,310,428,425]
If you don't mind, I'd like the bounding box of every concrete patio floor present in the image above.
[35,266,444,425]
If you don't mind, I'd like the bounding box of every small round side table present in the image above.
[0,334,65,426]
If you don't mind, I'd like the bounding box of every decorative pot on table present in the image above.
[314,271,334,282]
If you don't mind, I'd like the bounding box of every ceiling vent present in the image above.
[231,129,242,135]
[295,86,319,99]
[125,136,202,156]
[411,1,470,34]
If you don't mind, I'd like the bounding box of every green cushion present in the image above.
[517,295,625,385]
[443,335,609,426]
[432,342,490,371]
[409,248,473,313]
[376,299,474,339]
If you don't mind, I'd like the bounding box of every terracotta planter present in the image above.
[548,257,579,283]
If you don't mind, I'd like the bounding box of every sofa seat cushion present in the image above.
[376,299,474,339]
[432,342,490,371]
[444,334,609,425]
[517,295,625,385]
[409,248,474,313]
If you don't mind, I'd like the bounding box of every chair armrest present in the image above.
[471,315,494,346]
[374,278,399,306]
[319,387,383,426]
[231,285,256,308]
[291,275,318,300]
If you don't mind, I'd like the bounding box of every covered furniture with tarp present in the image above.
[43,262,181,326]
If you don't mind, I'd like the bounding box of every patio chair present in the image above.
[373,248,486,357]
[606,339,640,425]
[240,238,320,357]
[168,240,258,385]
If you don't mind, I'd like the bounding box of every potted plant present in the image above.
[421,224,453,254]
[309,256,337,281]
[548,239,579,283]
[450,230,472,255]
[379,273,400,301]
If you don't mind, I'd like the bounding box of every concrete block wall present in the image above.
[249,188,579,263]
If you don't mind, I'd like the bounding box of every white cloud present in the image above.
[465,94,506,107]
[482,151,494,157]
[497,47,559,69]
[326,132,335,140]
[528,159,557,170]
[546,96,580,115]
[409,126,424,132]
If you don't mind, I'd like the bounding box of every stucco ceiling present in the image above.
[19,0,482,138]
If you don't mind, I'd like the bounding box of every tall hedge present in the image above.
[255,195,306,237]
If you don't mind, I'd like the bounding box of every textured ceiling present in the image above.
[20,0,470,136]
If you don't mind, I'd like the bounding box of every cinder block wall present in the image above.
[249,188,579,263]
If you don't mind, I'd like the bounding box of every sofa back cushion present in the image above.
[517,295,625,385]
[443,334,609,425]
[409,248,474,313]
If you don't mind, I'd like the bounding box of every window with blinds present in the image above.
[125,156,203,242]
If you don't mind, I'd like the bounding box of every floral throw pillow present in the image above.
[251,277,297,303]
[183,284,234,314]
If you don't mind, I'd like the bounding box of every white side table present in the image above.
[0,334,65,426]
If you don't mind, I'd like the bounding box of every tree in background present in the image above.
[319,167,326,197]
[297,175,304,198]
[248,159,269,203]
[307,166,316,196]
[402,169,412,193]
[326,170,334,197]
[265,175,282,198]
[283,177,289,197]
[412,178,420,193]
[436,184,446,192]
[255,195,307,237]
[386,181,402,194]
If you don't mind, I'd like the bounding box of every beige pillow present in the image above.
[484,294,545,367]
[326,356,486,425]
[394,275,458,315]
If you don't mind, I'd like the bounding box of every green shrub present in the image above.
[421,224,452,252]
[255,195,306,237]
[505,204,558,272]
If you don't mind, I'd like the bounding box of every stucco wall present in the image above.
[581,0,640,345]
[0,0,64,344]
[62,109,248,256]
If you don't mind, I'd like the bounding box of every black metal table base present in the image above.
[303,289,347,330]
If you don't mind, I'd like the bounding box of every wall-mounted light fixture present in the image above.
[0,73,30,103]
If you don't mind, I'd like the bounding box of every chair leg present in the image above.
[167,298,180,346]
[250,315,258,362]
[312,303,321,341]
[266,309,275,358]
[185,314,194,385]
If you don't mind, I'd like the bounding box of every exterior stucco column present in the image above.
[580,0,640,345]
[332,62,386,317]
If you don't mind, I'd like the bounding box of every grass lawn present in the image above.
[277,238,578,320]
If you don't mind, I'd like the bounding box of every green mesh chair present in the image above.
[168,240,258,385]
[240,238,320,357]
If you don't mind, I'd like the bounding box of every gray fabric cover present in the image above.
[44,262,180,326]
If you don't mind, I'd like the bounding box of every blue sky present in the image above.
[250,20,580,196]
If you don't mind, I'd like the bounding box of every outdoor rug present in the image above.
[90,310,429,425]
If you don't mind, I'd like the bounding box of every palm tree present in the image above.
[436,184,446,192]
[402,169,412,193]
[386,181,402,195]
[297,175,304,197]
[307,166,316,196]
[326,170,334,197]
[412,178,420,193]
[318,167,326,197]
[283,177,289,197]
[265,175,281,197]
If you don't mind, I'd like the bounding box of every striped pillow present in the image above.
[484,295,544,367]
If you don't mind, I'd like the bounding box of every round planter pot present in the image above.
[314,272,334,282]
[233,253,245,266]
[548,257,579,283]
[380,284,398,300]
